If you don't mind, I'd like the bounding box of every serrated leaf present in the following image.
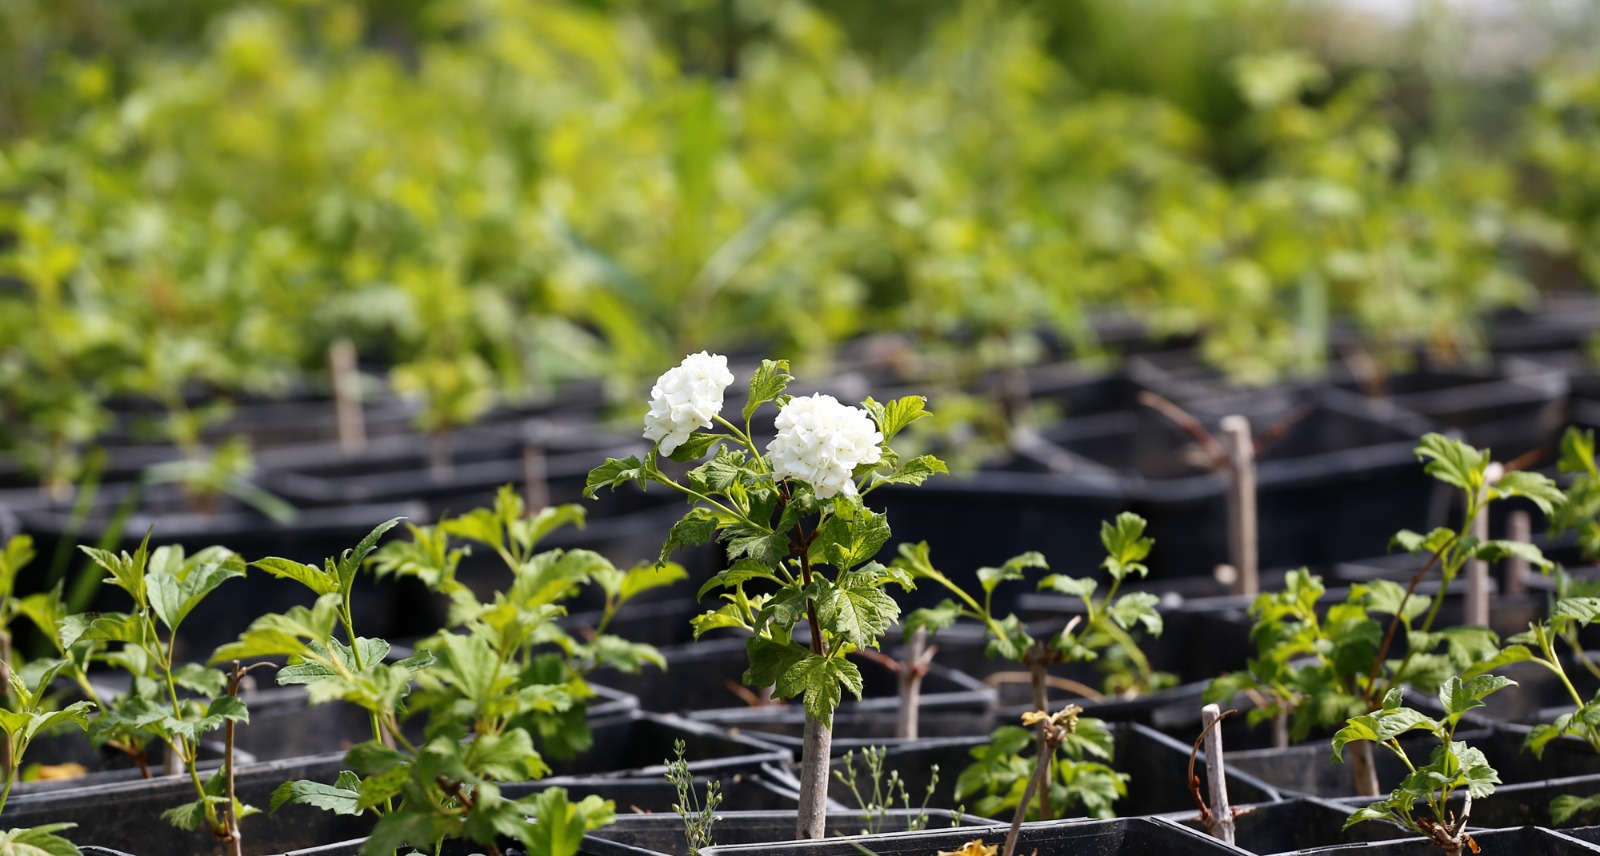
[661,509,721,565]
[691,603,750,638]
[1414,433,1486,492]
[977,552,1048,597]
[271,772,365,815]
[696,560,782,599]
[1553,598,1600,624]
[147,555,245,633]
[251,557,338,596]
[1491,471,1564,517]
[0,823,83,856]
[905,601,964,639]
[742,636,807,688]
[1462,645,1534,680]
[1552,794,1600,825]
[1038,575,1096,597]
[1472,539,1553,571]
[743,360,791,423]
[721,526,789,566]
[813,507,890,571]
[522,788,617,856]
[1106,592,1163,635]
[775,654,863,720]
[210,594,342,663]
[816,574,898,649]
[871,454,948,488]
[862,395,930,443]
[1100,513,1152,581]
[1343,804,1395,830]
[584,456,649,498]
[665,433,723,463]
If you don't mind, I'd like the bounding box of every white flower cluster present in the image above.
[766,394,884,499]
[643,351,735,455]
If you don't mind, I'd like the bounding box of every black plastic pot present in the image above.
[1167,798,1415,855]
[0,751,378,855]
[640,638,994,743]
[7,734,251,797]
[819,722,1280,824]
[582,809,988,856]
[13,491,431,653]
[1287,825,1600,855]
[1034,387,1439,579]
[230,682,637,763]
[544,712,791,781]
[279,772,816,856]
[698,816,1252,856]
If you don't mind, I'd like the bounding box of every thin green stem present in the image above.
[659,479,760,528]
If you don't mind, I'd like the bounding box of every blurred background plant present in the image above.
[3,0,1599,489]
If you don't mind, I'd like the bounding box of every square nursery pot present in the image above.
[1167,798,1417,855]
[581,809,989,856]
[819,722,1280,824]
[1025,385,1441,579]
[0,751,379,855]
[11,490,431,653]
[539,712,792,781]
[5,733,250,797]
[697,816,1253,856]
[280,772,817,856]
[1286,825,1600,855]
[634,638,994,744]
[228,682,637,763]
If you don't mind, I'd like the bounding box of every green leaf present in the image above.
[1342,804,1395,830]
[1462,645,1534,680]
[1553,598,1600,624]
[1490,471,1565,517]
[905,601,964,639]
[665,433,723,463]
[587,635,667,674]
[1106,592,1163,636]
[1472,539,1553,571]
[1100,513,1152,581]
[721,526,789,567]
[870,455,948,488]
[812,507,890,571]
[743,360,791,423]
[1358,579,1430,623]
[775,654,863,720]
[661,509,721,565]
[691,603,750,638]
[79,536,149,606]
[1389,527,1456,557]
[0,535,36,601]
[977,552,1049,597]
[1038,575,1096,597]
[697,560,783,599]
[210,594,342,663]
[513,503,589,554]
[56,613,141,649]
[1414,433,1486,492]
[147,554,245,633]
[0,823,82,856]
[271,772,365,816]
[1552,794,1600,825]
[251,557,338,597]
[862,395,930,443]
[1439,674,1516,718]
[816,572,899,650]
[522,788,616,856]
[585,456,649,498]
[742,636,807,688]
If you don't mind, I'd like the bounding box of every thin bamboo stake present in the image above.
[1505,510,1532,597]
[328,340,366,456]
[1222,416,1258,598]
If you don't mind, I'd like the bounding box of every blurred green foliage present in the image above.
[0,0,1596,487]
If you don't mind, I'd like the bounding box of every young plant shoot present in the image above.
[1334,676,1515,856]
[586,354,949,839]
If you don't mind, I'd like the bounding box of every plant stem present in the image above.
[1027,647,1052,821]
[796,714,832,840]
[223,662,245,856]
[1004,723,1055,856]
[897,628,927,741]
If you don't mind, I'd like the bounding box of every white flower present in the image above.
[766,394,884,499]
[643,351,735,455]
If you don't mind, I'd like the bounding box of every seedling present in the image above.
[833,745,939,835]
[1333,676,1515,856]
[666,739,721,856]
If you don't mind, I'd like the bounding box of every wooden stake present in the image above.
[1222,416,1258,598]
[1201,704,1235,846]
[328,339,366,456]
[1348,739,1380,797]
[1464,465,1499,629]
[522,443,550,512]
[1505,510,1532,597]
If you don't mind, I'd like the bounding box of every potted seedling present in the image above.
[586,353,949,838]
[1206,433,1561,798]
[1333,676,1516,856]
